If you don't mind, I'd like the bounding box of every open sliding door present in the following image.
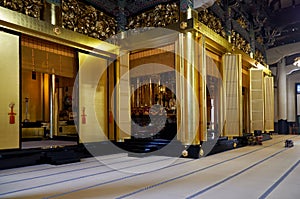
[250,69,264,133]
[223,54,243,137]
[78,52,109,143]
[264,76,274,132]
[116,51,131,141]
[0,31,20,149]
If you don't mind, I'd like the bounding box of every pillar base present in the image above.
[181,145,200,159]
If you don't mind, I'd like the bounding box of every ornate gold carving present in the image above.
[254,50,265,65]
[0,6,118,58]
[237,17,248,30]
[198,9,225,39]
[127,3,179,29]
[62,0,117,41]
[230,30,251,56]
[195,20,231,51]
[197,9,266,64]
[256,36,263,45]
[53,26,61,35]
[2,0,43,19]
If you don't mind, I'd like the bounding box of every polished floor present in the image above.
[0,135,299,199]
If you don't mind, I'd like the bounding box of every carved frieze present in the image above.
[62,0,117,41]
[236,17,248,30]
[127,3,179,29]
[198,9,226,39]
[1,0,43,19]
[231,30,251,54]
[254,50,265,65]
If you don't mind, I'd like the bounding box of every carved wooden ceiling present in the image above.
[83,0,300,49]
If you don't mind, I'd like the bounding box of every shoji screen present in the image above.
[0,31,20,149]
[223,54,242,137]
[264,76,274,132]
[250,69,264,132]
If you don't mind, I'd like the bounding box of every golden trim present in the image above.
[194,20,231,51]
[0,6,119,58]
[200,35,207,142]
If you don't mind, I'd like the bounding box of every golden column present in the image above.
[176,3,208,157]
[115,50,131,141]
[176,29,203,147]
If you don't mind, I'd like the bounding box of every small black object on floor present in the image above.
[285,139,294,148]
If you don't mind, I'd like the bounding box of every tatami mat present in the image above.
[1,135,299,199]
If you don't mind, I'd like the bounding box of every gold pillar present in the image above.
[43,74,50,122]
[49,73,55,139]
[43,1,62,26]
[199,35,207,142]
[176,32,201,145]
[108,61,116,140]
[116,51,131,141]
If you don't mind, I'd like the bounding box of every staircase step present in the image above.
[43,149,80,165]
[120,138,183,157]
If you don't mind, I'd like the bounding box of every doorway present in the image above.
[21,35,77,149]
[129,46,177,140]
[130,71,177,140]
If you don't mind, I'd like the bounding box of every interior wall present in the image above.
[130,51,175,69]
[22,70,42,122]
[287,70,300,122]
[129,49,176,109]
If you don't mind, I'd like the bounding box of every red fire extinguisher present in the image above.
[8,103,16,124]
[81,107,87,124]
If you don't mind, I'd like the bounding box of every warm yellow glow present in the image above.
[187,7,192,19]
[51,4,56,25]
[0,31,20,149]
[0,6,119,57]
[293,57,300,67]
[78,52,109,143]
[255,62,265,70]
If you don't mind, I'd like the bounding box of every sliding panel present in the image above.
[264,76,274,132]
[0,31,20,149]
[223,54,242,137]
[78,52,108,143]
[250,69,264,133]
[200,37,207,142]
[116,51,131,141]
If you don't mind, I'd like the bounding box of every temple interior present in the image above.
[0,0,300,198]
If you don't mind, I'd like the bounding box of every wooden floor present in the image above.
[0,135,299,199]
